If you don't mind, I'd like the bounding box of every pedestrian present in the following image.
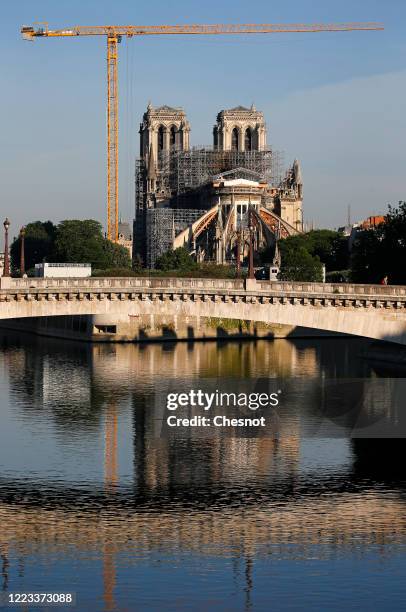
[380,275,388,285]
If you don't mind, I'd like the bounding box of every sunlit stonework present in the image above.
[134,104,303,268]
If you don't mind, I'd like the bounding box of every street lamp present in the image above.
[248,223,255,280]
[3,218,10,278]
[236,229,241,277]
[20,226,26,277]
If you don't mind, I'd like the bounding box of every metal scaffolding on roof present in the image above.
[135,145,286,267]
[136,146,285,209]
[145,208,207,268]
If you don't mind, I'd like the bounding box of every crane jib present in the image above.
[21,22,384,39]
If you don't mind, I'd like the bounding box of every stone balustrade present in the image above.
[3,276,406,297]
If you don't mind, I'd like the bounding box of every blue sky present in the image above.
[1,0,405,236]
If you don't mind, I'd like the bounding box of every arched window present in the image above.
[158,126,164,152]
[213,127,218,149]
[170,126,176,149]
[231,127,239,151]
[245,128,252,151]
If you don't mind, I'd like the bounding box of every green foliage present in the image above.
[11,219,132,274]
[52,220,108,268]
[153,248,239,277]
[350,201,406,284]
[261,229,349,280]
[279,245,323,282]
[155,247,198,272]
[306,230,349,271]
[274,230,349,272]
[194,263,236,278]
[101,240,132,269]
[132,253,144,273]
[326,270,351,283]
[10,221,56,275]
[350,229,383,283]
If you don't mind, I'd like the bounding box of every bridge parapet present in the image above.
[5,277,245,291]
[255,281,406,296]
[3,276,406,298]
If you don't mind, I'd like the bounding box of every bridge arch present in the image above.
[1,278,406,345]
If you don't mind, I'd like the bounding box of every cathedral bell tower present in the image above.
[213,104,266,152]
[139,103,190,160]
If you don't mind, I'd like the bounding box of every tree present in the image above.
[51,220,107,267]
[10,221,56,274]
[380,202,406,284]
[51,219,131,270]
[101,240,132,270]
[270,230,348,272]
[350,201,406,284]
[350,229,383,283]
[305,230,349,271]
[279,245,323,282]
[155,247,197,272]
[132,253,144,273]
[11,218,132,275]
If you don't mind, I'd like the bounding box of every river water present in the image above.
[0,332,405,611]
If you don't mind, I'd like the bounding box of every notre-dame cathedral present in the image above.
[133,103,303,268]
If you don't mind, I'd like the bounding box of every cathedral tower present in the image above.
[213,105,266,151]
[139,103,190,159]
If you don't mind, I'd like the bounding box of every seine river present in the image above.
[0,332,405,611]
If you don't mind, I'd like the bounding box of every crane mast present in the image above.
[107,36,119,242]
[21,22,384,242]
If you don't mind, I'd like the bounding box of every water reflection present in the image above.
[0,332,405,611]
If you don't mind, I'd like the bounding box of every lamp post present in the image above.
[3,218,10,278]
[248,223,255,280]
[20,226,26,277]
[236,229,241,277]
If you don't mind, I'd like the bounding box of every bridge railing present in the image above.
[4,277,406,296]
[255,281,406,296]
[7,277,245,291]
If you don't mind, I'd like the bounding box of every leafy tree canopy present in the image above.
[10,221,56,274]
[261,229,348,274]
[277,230,348,272]
[51,220,107,267]
[351,201,406,284]
[155,247,198,272]
[101,239,132,270]
[279,244,323,282]
[11,219,131,274]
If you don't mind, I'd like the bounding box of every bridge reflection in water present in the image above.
[0,333,405,611]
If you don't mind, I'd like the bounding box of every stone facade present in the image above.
[274,159,303,230]
[213,105,266,151]
[139,103,190,158]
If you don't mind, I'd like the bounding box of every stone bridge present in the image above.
[1,277,406,345]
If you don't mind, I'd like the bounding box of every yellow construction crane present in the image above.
[21,22,384,242]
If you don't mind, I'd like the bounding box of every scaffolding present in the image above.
[146,208,207,268]
[135,145,286,267]
[136,146,284,209]
[169,147,284,195]
[135,158,146,212]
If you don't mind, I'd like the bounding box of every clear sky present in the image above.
[1,0,405,238]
